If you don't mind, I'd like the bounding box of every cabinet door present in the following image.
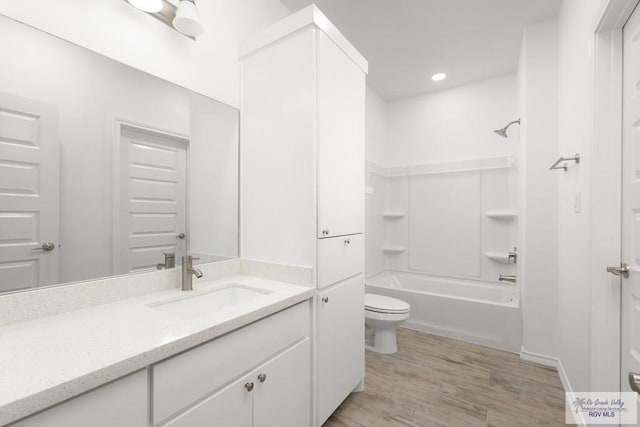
[164,374,252,427]
[12,370,148,427]
[316,31,366,238]
[253,338,311,427]
[316,276,365,425]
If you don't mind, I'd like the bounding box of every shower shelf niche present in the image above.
[382,246,406,254]
[485,211,518,220]
[382,212,406,219]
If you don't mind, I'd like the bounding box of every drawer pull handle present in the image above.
[344,239,351,245]
[258,373,267,383]
[245,382,254,392]
[322,296,329,303]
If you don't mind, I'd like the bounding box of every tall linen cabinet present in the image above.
[239,6,367,426]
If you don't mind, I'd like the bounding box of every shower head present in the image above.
[494,119,521,138]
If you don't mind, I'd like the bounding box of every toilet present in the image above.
[364,293,411,354]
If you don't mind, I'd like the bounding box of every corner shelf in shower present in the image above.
[382,212,406,219]
[485,211,518,220]
[382,246,406,254]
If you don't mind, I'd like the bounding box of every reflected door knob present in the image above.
[31,242,55,252]
[176,233,186,240]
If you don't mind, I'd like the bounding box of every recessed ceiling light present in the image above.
[431,73,447,81]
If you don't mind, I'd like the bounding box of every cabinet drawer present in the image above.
[152,302,310,424]
[317,233,364,289]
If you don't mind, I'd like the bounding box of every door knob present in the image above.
[629,372,640,393]
[31,242,55,252]
[607,263,630,279]
[244,382,254,392]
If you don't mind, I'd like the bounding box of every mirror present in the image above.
[0,15,239,294]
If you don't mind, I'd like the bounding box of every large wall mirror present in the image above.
[0,15,239,294]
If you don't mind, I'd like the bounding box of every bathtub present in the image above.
[366,271,522,352]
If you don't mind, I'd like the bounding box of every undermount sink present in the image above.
[149,284,272,320]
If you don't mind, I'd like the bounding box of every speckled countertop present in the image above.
[0,274,314,426]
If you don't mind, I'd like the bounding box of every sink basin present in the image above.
[149,284,271,320]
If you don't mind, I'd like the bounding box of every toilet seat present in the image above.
[365,293,410,314]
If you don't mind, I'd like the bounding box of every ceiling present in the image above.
[279,0,562,100]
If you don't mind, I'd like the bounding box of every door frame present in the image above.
[110,117,190,275]
[591,0,638,393]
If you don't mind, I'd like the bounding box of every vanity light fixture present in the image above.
[124,0,203,39]
[127,0,163,13]
[173,0,204,37]
[431,72,447,81]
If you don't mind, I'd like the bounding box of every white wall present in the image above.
[365,86,387,166]
[365,86,387,276]
[0,0,290,108]
[517,19,559,362]
[385,75,518,167]
[556,0,602,393]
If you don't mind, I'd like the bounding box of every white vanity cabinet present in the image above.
[240,6,367,426]
[316,276,365,424]
[153,302,311,427]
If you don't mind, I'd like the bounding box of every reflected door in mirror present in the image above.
[0,92,59,292]
[116,125,187,274]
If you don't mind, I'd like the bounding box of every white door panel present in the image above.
[117,125,187,274]
[622,5,640,403]
[0,92,59,292]
[316,32,366,238]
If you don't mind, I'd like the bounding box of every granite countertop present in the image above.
[0,274,314,425]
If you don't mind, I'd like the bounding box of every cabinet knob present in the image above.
[322,296,329,303]
[257,373,267,383]
[322,228,330,236]
[344,239,351,245]
[245,382,254,392]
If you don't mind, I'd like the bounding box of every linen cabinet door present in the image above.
[253,338,311,427]
[164,374,253,427]
[316,276,365,425]
[316,31,366,239]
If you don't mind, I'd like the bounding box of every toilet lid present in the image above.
[365,293,410,314]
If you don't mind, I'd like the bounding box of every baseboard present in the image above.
[519,347,586,427]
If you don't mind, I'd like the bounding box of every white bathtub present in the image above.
[366,271,522,352]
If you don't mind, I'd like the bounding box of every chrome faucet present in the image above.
[181,255,203,291]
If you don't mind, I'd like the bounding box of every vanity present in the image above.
[1,260,314,426]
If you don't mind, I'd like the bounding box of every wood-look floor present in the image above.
[323,328,567,427]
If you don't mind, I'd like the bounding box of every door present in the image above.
[117,124,187,274]
[622,4,640,400]
[253,338,311,427]
[163,373,253,427]
[0,92,59,292]
[316,276,365,425]
[316,31,366,238]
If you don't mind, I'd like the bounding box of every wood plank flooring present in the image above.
[323,328,567,427]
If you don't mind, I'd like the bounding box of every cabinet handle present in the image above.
[257,373,267,383]
[322,228,330,236]
[322,296,329,303]
[244,382,254,392]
